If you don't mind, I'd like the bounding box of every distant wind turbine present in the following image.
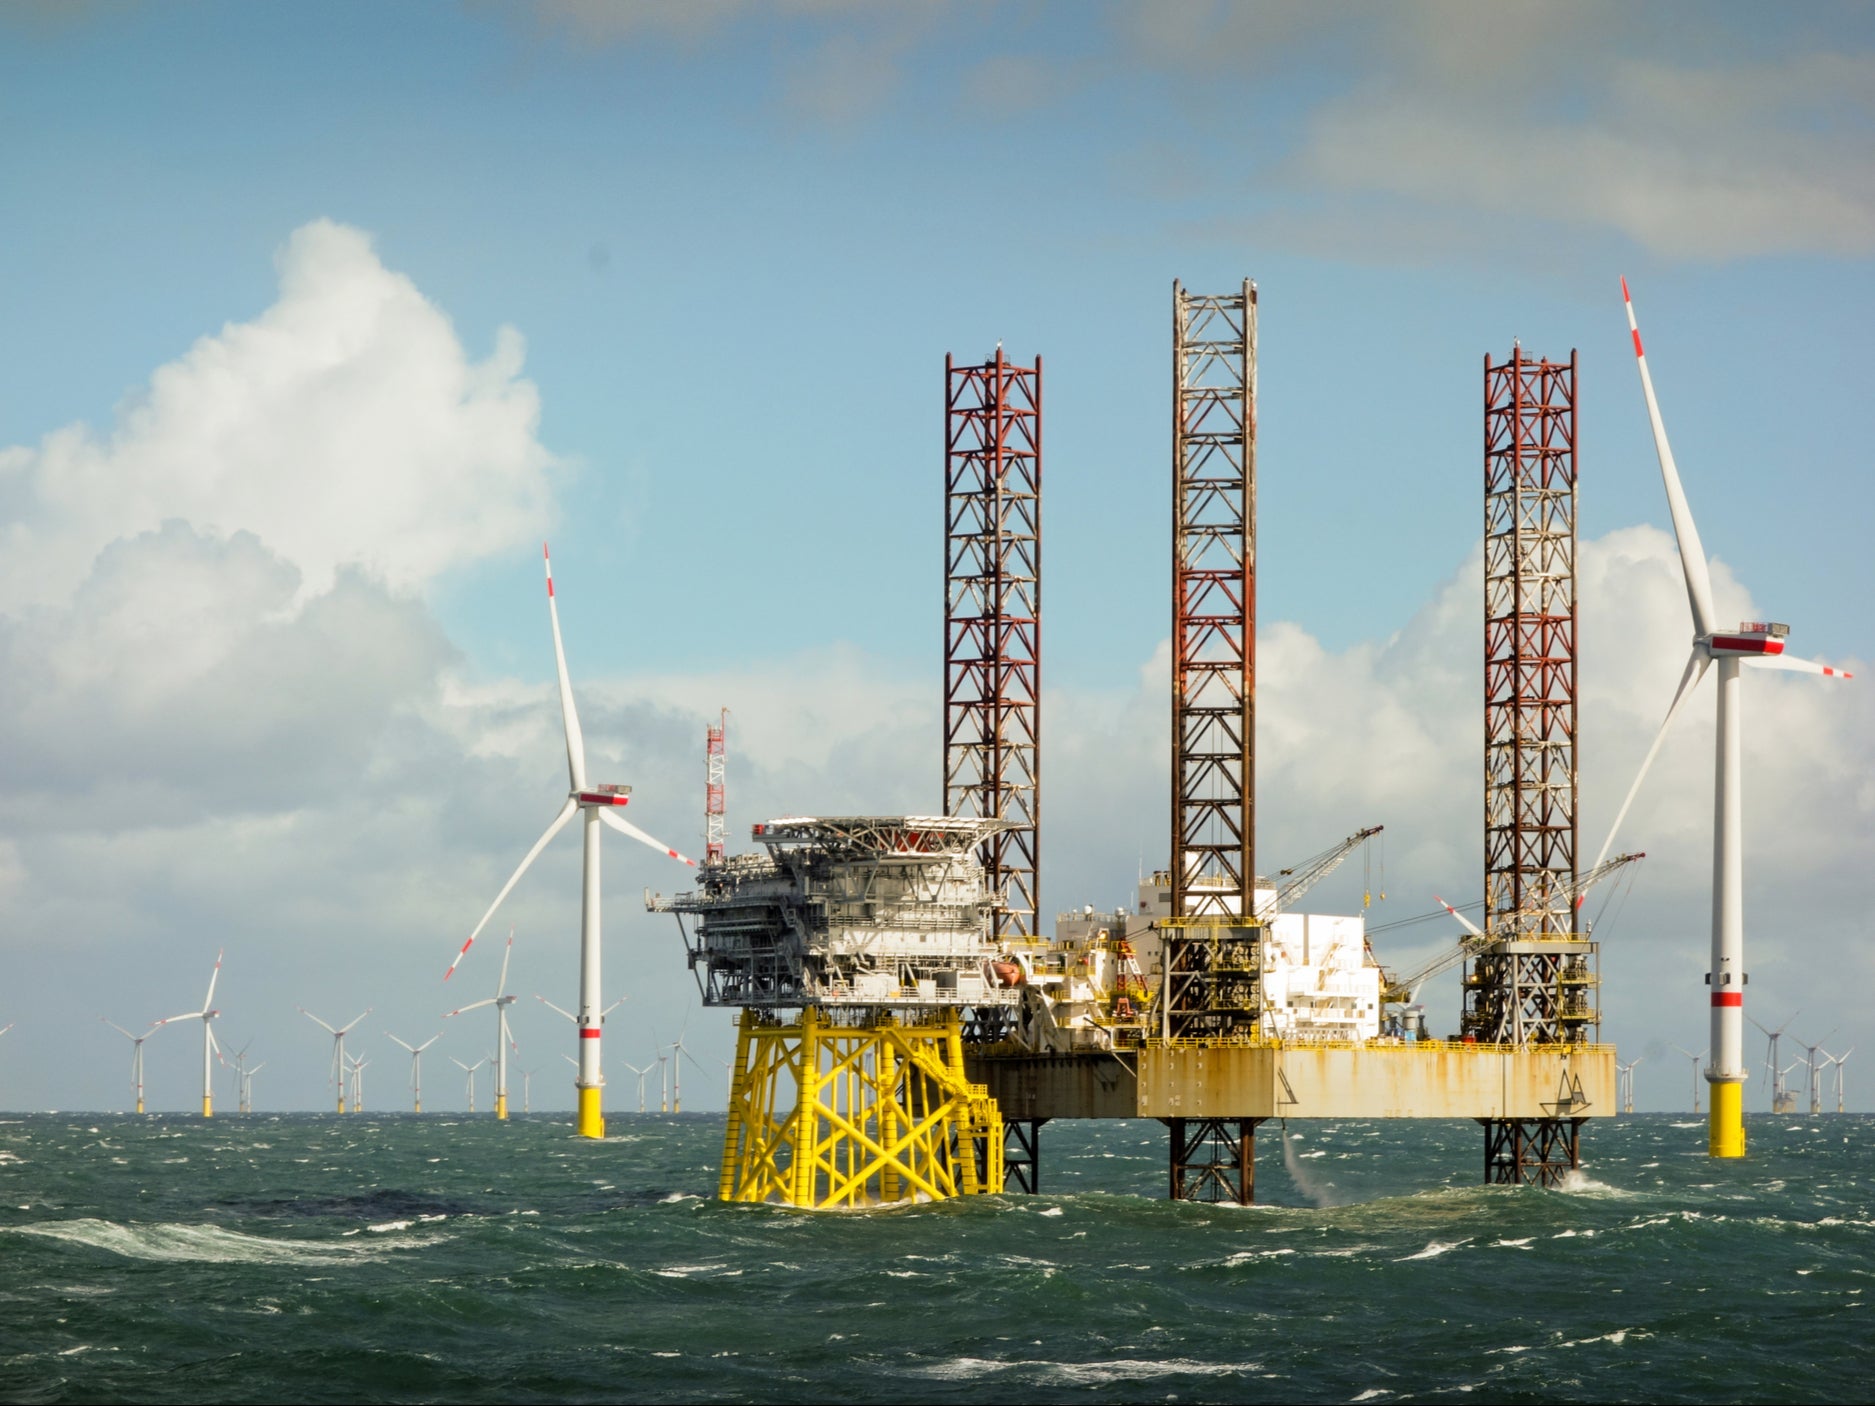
[300,1007,371,1113]
[101,1019,159,1114]
[388,1032,441,1113]
[451,1056,486,1113]
[443,546,698,1140]
[154,950,225,1118]
[446,930,520,1120]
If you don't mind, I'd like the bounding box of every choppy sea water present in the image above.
[0,1112,1868,1403]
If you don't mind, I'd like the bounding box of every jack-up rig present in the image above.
[648,283,1637,1206]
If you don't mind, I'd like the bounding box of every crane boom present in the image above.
[1379,852,1644,1003]
[1253,825,1383,921]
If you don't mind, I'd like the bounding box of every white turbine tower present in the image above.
[300,1007,371,1114]
[242,1061,265,1114]
[1826,1049,1853,1113]
[1672,1045,1707,1114]
[102,1019,158,1114]
[1594,280,1854,1160]
[388,1032,441,1113]
[451,1056,486,1113]
[446,931,521,1120]
[154,950,225,1117]
[345,1053,370,1113]
[444,546,698,1139]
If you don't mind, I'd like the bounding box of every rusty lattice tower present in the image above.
[1162,280,1263,1205]
[944,350,1041,940]
[1469,345,1594,1184]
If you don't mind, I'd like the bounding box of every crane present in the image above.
[1253,826,1383,921]
[1378,852,1644,1004]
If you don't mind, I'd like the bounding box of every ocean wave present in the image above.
[911,1356,1262,1384]
[6,1218,444,1266]
[1397,1238,1471,1260]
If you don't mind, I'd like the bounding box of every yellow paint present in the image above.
[414,1101,422,1114]
[719,1008,1004,1208]
[495,1093,508,1121]
[338,1096,347,1115]
[202,1096,212,1118]
[1708,1079,1746,1158]
[577,1084,604,1139]
[136,1099,144,1114]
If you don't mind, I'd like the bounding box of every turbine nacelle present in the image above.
[1704,622,1788,658]
[576,784,631,808]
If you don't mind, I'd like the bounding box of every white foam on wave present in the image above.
[1398,1238,1471,1261]
[7,1218,446,1266]
[1352,1390,1394,1400]
[653,1263,742,1279]
[912,1356,1259,1384]
[1556,1170,1635,1198]
[368,1219,412,1233]
[1036,1206,1064,1218]
[1491,1237,1534,1249]
[1559,1328,1644,1348]
[658,1192,701,1204]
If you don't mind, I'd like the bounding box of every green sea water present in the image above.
[0,1112,1869,1403]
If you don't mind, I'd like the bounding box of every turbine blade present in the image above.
[417,1034,442,1052]
[299,1007,338,1035]
[1587,648,1710,877]
[599,808,700,868]
[203,948,224,1009]
[448,999,496,1017]
[1745,652,1854,679]
[1623,278,1717,638]
[1433,897,1485,939]
[156,1011,204,1026]
[497,931,514,999]
[341,1011,371,1034]
[450,797,579,979]
[102,1019,136,1040]
[389,1035,416,1053]
[544,544,589,792]
[536,994,577,1022]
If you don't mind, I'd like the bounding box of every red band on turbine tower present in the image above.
[579,1027,602,1039]
[1711,992,1743,1008]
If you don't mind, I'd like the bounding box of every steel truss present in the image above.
[1161,917,1262,1040]
[719,1007,1004,1207]
[1171,281,1256,920]
[1466,346,1591,1048]
[1166,1116,1265,1204]
[945,350,1042,941]
[1480,1117,1585,1186]
[1003,1116,1048,1194]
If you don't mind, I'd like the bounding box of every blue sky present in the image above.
[2,2,1872,1115]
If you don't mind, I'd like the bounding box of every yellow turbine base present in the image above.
[576,1085,605,1139]
[136,1100,144,1115]
[414,1101,422,1114]
[718,1007,1005,1209]
[1708,1080,1746,1158]
[202,1097,212,1118]
[495,1093,508,1121]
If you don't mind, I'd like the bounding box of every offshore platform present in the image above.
[650,282,1618,1207]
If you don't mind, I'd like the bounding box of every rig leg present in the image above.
[1480,1117,1587,1186]
[1167,1117,1263,1204]
[1004,1118,1049,1194]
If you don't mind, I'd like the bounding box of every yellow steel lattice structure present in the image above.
[720,1007,1005,1207]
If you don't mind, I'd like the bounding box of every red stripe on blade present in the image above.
[1632,328,1644,358]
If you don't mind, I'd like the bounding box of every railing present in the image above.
[1145,1036,1614,1055]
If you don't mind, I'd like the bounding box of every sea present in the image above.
[0,1111,1868,1403]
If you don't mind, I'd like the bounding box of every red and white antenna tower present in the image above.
[705,708,728,864]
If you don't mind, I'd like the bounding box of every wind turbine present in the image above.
[657,1052,670,1113]
[522,1068,537,1114]
[1826,1048,1853,1113]
[1797,1031,1837,1115]
[300,1007,371,1113]
[1750,1012,1802,1113]
[446,931,521,1120]
[451,1056,486,1113]
[154,950,225,1117]
[444,546,699,1139]
[346,1053,370,1113]
[669,1031,706,1114]
[623,1060,653,1114]
[1616,1057,1642,1115]
[1672,1045,1707,1113]
[388,1032,441,1113]
[101,1019,158,1114]
[242,1061,265,1114]
[1593,281,1854,1160]
[226,1039,252,1115]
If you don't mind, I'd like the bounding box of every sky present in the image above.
[1,1,1872,1117]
